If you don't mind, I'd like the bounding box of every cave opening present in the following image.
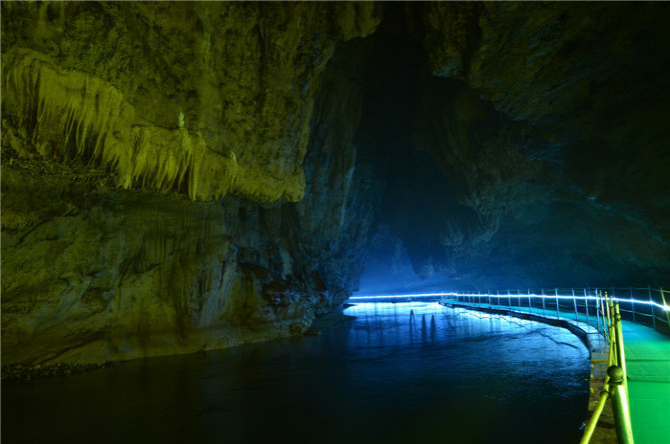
[341,3,485,295]
[353,5,452,294]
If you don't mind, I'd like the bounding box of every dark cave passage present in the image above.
[326,3,670,293]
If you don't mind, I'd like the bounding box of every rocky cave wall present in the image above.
[2,2,670,365]
[361,2,670,290]
[1,1,382,364]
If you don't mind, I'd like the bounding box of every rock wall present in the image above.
[372,2,670,289]
[1,1,381,364]
[2,1,380,203]
[2,2,669,365]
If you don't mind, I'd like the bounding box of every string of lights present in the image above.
[349,292,670,311]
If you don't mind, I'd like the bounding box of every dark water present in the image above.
[2,303,590,444]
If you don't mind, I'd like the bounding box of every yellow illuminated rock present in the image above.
[1,1,380,365]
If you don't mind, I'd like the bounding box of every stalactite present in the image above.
[2,49,237,201]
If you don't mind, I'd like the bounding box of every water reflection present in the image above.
[2,303,590,444]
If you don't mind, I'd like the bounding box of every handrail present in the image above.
[352,286,670,332]
[435,289,646,444]
[581,293,634,444]
[351,286,670,443]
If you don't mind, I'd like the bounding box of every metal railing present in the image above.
[351,286,670,443]
[436,286,670,335]
[437,288,670,444]
[580,293,634,444]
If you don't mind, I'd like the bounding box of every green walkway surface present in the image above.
[441,299,670,444]
[620,321,670,444]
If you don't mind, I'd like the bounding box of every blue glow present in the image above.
[349,292,670,311]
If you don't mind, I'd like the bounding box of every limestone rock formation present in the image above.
[2,1,380,203]
[389,2,670,288]
[2,2,669,365]
[1,1,381,364]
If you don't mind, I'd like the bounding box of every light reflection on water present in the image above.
[2,302,590,444]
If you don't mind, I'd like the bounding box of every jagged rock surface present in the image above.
[382,2,670,288]
[2,1,380,203]
[2,2,669,365]
[1,1,381,364]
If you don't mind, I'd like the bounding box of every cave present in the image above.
[2,2,669,444]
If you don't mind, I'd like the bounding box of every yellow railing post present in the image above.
[604,292,613,341]
[613,303,629,395]
[661,288,670,327]
[579,386,611,444]
[647,286,657,330]
[608,366,635,444]
[581,299,635,444]
[599,291,607,340]
[593,290,601,331]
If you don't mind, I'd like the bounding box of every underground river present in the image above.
[2,302,590,444]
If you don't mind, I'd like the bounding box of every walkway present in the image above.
[440,299,670,444]
[622,322,670,444]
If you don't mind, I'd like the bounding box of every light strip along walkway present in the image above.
[437,298,670,444]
